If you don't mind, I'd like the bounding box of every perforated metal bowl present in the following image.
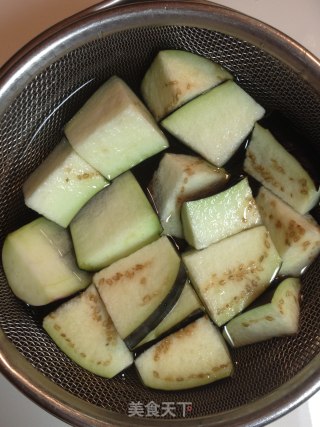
[0,1,320,426]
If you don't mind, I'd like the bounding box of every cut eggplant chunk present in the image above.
[136,280,204,348]
[182,177,262,250]
[256,187,320,276]
[244,124,320,214]
[223,277,301,347]
[23,138,108,228]
[94,236,181,346]
[70,171,162,271]
[65,76,168,180]
[161,80,265,167]
[151,153,229,238]
[2,217,91,306]
[135,316,233,390]
[141,50,233,121]
[43,284,133,377]
[182,225,281,326]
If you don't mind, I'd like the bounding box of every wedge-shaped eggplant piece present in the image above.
[151,153,229,238]
[65,76,168,180]
[94,237,182,348]
[2,217,91,306]
[43,284,133,377]
[223,277,301,347]
[23,138,108,228]
[183,226,281,326]
[141,50,232,121]
[161,80,265,167]
[135,316,233,390]
[244,124,320,214]
[256,187,320,276]
[182,177,262,249]
[136,280,204,348]
[70,171,162,271]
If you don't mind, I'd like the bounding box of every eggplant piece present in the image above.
[135,316,233,390]
[223,277,301,347]
[93,236,182,348]
[181,177,262,249]
[65,76,168,180]
[161,80,265,167]
[244,123,320,214]
[135,280,204,348]
[151,153,229,238]
[70,171,162,271]
[23,138,108,228]
[256,186,320,276]
[43,284,133,377]
[182,225,281,326]
[141,49,232,121]
[2,217,91,306]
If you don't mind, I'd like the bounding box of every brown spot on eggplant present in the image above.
[140,277,147,285]
[271,158,285,174]
[53,323,61,331]
[265,316,274,321]
[153,370,160,378]
[153,337,172,361]
[98,261,152,286]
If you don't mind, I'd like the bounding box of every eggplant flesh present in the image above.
[182,177,262,249]
[43,284,133,377]
[244,123,320,214]
[94,236,181,345]
[182,225,282,326]
[135,316,233,390]
[223,277,301,347]
[256,186,320,276]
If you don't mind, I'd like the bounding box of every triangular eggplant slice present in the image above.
[94,236,182,348]
[244,123,320,214]
[223,277,301,347]
[256,187,320,276]
[43,284,133,378]
[141,49,232,121]
[135,316,233,390]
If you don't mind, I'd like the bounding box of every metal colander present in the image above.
[0,1,319,426]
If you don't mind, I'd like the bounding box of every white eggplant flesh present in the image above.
[244,123,320,214]
[94,236,181,344]
[43,284,133,377]
[182,225,282,326]
[135,316,233,390]
[23,138,108,228]
[65,76,168,180]
[161,80,265,167]
[182,177,262,249]
[223,277,301,347]
[70,171,162,271]
[256,187,320,276]
[2,217,91,306]
[151,153,229,238]
[141,49,232,121]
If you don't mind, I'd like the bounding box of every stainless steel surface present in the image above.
[0,1,319,426]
